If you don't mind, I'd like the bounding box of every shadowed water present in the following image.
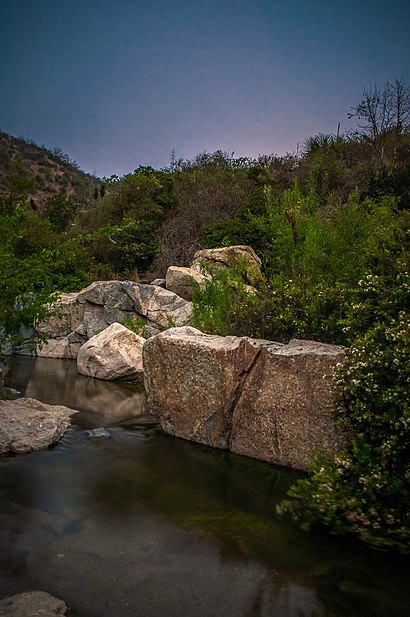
[0,357,409,617]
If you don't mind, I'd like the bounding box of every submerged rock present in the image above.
[87,427,111,438]
[0,591,67,616]
[0,397,75,455]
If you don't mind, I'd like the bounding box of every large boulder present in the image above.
[0,397,75,455]
[33,281,192,359]
[0,591,67,616]
[165,266,210,301]
[230,339,345,469]
[143,328,345,470]
[77,322,145,382]
[191,245,262,285]
[143,327,276,449]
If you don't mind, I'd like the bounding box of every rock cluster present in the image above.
[30,245,262,359]
[36,280,192,359]
[143,327,345,470]
[4,245,347,472]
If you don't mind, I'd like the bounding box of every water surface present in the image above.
[1,357,409,617]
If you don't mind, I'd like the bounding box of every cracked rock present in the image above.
[143,330,345,470]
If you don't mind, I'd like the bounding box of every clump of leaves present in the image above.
[121,317,149,339]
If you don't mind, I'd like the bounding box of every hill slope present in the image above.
[0,131,100,208]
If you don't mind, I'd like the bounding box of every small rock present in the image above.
[87,427,111,439]
[165,266,210,301]
[150,278,166,288]
[0,591,67,616]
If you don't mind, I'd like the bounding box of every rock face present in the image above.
[165,266,210,301]
[0,367,4,398]
[35,281,192,359]
[230,339,345,469]
[143,327,269,448]
[0,397,75,455]
[143,328,345,470]
[191,245,262,284]
[77,322,145,382]
[36,292,88,359]
[0,591,67,616]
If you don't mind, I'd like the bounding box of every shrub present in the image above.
[191,265,257,337]
[121,317,148,339]
[280,265,410,552]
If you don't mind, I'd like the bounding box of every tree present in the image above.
[0,159,36,214]
[0,207,57,351]
[349,77,410,140]
[42,192,79,232]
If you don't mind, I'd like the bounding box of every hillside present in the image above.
[0,131,100,209]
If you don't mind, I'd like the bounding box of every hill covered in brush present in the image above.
[0,131,100,211]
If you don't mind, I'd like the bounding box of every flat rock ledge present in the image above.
[0,591,67,616]
[143,327,346,470]
[0,397,75,455]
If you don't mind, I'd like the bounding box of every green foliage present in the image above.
[0,159,36,213]
[0,203,109,353]
[47,235,108,291]
[280,263,410,551]
[0,207,58,347]
[152,151,253,272]
[91,219,160,278]
[42,192,79,231]
[191,266,257,337]
[85,166,178,276]
[121,317,148,339]
[199,184,407,344]
[363,160,410,210]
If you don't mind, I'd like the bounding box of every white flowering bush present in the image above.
[282,266,410,551]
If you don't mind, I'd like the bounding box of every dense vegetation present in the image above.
[1,79,409,551]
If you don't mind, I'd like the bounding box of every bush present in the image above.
[191,265,258,337]
[280,265,410,552]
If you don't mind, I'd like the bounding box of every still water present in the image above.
[1,356,409,617]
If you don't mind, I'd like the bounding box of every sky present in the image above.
[1,0,409,178]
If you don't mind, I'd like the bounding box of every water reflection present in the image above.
[0,357,409,617]
[4,356,149,427]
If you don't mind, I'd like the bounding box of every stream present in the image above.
[0,356,409,617]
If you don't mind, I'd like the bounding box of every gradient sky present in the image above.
[1,0,409,178]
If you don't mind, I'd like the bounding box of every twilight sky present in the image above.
[1,0,409,178]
